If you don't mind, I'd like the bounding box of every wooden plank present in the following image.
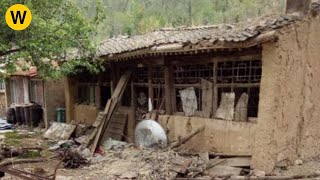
[108,128,125,135]
[105,112,128,140]
[90,100,112,154]
[90,71,132,155]
[219,157,251,167]
[170,156,192,174]
[109,123,125,129]
[207,166,242,177]
[206,158,226,170]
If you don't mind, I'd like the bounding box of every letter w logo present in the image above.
[10,11,27,24]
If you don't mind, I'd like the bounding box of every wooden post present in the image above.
[130,80,135,107]
[95,84,101,108]
[110,63,117,95]
[148,66,154,103]
[64,76,76,124]
[164,64,173,115]
[212,62,218,116]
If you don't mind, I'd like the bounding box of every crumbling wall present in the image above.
[74,104,99,125]
[253,16,320,172]
[44,80,65,125]
[159,115,256,155]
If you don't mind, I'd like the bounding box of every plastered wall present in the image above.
[253,16,320,172]
[159,115,256,155]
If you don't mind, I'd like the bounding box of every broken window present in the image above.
[133,66,165,112]
[78,84,97,105]
[77,70,112,108]
[173,64,213,113]
[216,60,261,119]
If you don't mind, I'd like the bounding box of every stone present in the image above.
[252,169,266,177]
[294,159,303,165]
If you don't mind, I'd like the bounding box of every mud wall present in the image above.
[44,80,65,127]
[74,104,99,125]
[159,115,256,155]
[0,92,6,118]
[253,16,320,172]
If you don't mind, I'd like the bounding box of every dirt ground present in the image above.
[1,128,320,180]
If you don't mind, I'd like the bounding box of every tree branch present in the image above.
[0,48,23,57]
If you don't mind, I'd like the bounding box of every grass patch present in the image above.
[18,151,41,159]
[4,131,22,146]
[4,131,22,139]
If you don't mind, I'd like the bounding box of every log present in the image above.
[0,158,45,166]
[169,126,205,149]
[232,173,320,180]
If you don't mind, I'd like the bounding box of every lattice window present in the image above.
[134,67,148,83]
[152,67,165,84]
[217,60,262,118]
[217,60,261,84]
[173,64,212,112]
[173,64,213,84]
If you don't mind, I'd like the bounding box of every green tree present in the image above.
[0,0,105,78]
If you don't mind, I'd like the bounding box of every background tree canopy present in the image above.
[91,0,286,40]
[0,0,286,78]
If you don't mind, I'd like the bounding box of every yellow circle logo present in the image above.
[5,4,32,31]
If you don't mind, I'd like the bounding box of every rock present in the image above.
[119,171,138,179]
[252,169,266,177]
[102,138,128,151]
[294,159,303,166]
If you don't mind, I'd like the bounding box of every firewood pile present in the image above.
[59,149,88,169]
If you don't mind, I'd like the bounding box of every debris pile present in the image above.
[73,146,254,180]
[59,149,88,169]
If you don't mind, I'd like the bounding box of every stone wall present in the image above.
[158,115,256,155]
[252,16,320,172]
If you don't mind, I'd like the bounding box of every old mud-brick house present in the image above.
[64,1,320,173]
[4,67,65,128]
[0,79,6,118]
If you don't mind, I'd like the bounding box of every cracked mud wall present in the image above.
[159,115,255,155]
[253,16,320,172]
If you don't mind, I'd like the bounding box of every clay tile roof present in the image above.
[97,14,302,59]
[13,67,38,77]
